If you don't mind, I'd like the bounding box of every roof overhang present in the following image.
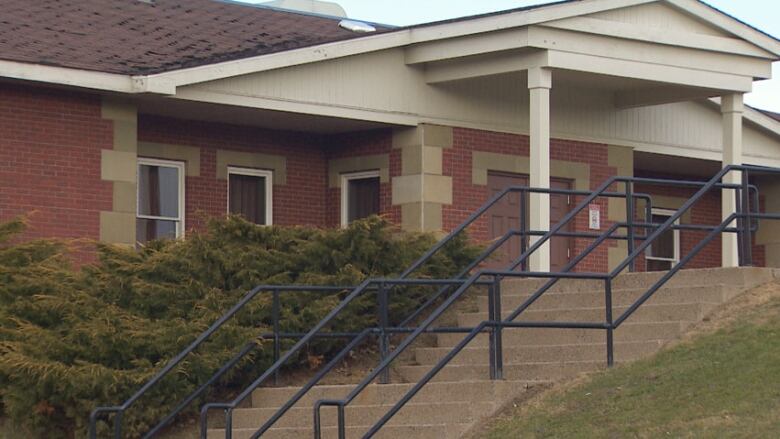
[2,0,777,95]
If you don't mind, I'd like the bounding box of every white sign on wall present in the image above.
[589,204,601,230]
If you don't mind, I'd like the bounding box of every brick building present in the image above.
[1,0,780,272]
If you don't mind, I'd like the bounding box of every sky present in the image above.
[249,0,780,112]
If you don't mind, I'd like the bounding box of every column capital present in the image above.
[528,67,552,90]
[721,93,744,114]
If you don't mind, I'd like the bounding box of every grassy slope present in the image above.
[483,282,780,439]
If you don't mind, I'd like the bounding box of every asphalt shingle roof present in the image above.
[0,0,393,75]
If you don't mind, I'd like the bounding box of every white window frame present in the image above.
[227,166,274,226]
[340,170,381,227]
[645,208,680,265]
[137,157,186,239]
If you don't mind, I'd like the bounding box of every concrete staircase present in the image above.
[209,267,776,439]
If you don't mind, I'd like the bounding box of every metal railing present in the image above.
[89,184,649,438]
[89,165,768,438]
[310,166,780,439]
[354,164,780,439]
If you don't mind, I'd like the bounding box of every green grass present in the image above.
[483,290,780,439]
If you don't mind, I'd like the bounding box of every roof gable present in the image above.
[585,2,732,37]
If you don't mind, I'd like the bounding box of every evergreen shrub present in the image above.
[0,215,480,437]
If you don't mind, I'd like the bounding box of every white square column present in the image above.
[528,67,552,272]
[721,93,744,268]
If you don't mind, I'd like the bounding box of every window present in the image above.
[341,170,380,227]
[137,158,185,243]
[227,167,273,225]
[646,208,680,272]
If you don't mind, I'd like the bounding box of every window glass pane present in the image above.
[347,177,380,223]
[649,213,675,259]
[229,173,267,225]
[136,219,177,243]
[138,164,180,218]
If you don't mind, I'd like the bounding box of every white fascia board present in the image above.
[173,88,420,127]
[664,0,780,58]
[0,60,139,93]
[425,50,549,84]
[547,50,754,92]
[142,0,654,90]
[143,31,412,91]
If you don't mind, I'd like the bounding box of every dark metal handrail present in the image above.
[88,167,756,438]
[190,187,651,439]
[89,183,649,438]
[358,165,780,438]
[319,165,775,439]
[88,285,353,439]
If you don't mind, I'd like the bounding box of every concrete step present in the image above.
[414,340,664,366]
[230,400,493,430]
[397,359,606,383]
[251,379,537,408]
[208,423,469,439]
[476,285,727,312]
[457,302,712,327]
[496,267,773,296]
[435,321,684,347]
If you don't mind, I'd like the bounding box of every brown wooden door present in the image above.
[486,172,573,271]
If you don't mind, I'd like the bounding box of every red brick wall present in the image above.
[138,115,330,231]
[139,117,399,233]
[442,127,618,273]
[324,129,398,228]
[0,83,113,244]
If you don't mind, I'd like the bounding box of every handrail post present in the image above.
[741,169,753,266]
[626,182,635,272]
[488,276,504,380]
[225,408,233,439]
[605,278,614,368]
[113,411,123,439]
[378,282,390,384]
[272,288,281,386]
[519,190,528,272]
[337,403,346,439]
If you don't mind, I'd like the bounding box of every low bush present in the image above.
[0,215,480,438]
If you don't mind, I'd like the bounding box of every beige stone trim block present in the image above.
[139,141,201,176]
[392,174,452,205]
[647,195,693,223]
[756,180,780,248]
[756,221,780,245]
[217,150,287,184]
[472,151,590,190]
[112,120,138,153]
[99,211,136,245]
[608,197,627,222]
[607,144,634,176]
[112,181,136,214]
[765,243,780,268]
[401,144,443,176]
[392,124,453,149]
[328,154,389,188]
[551,161,590,191]
[401,202,444,233]
[607,145,634,221]
[101,98,137,123]
[101,150,137,183]
[608,242,629,274]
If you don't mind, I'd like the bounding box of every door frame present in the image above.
[485,171,574,268]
